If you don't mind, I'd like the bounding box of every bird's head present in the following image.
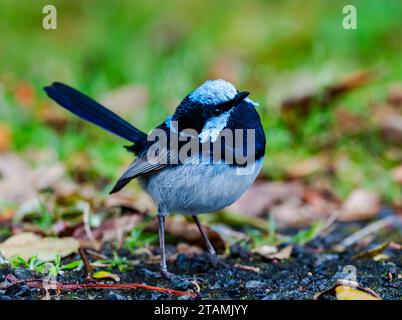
[172,79,258,132]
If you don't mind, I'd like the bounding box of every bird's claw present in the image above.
[209,254,229,269]
[161,269,197,283]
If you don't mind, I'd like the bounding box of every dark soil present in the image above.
[0,221,401,300]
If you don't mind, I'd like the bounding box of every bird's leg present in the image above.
[158,215,173,280]
[158,215,199,282]
[192,215,226,268]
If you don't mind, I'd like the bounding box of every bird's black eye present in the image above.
[211,108,221,116]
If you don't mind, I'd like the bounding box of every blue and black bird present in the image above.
[44,80,266,279]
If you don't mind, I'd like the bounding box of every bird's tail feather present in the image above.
[44,82,147,145]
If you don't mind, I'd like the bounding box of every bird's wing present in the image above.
[109,141,177,194]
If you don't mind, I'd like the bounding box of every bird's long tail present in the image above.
[44,82,147,147]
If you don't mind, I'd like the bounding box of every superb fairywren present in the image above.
[44,79,266,279]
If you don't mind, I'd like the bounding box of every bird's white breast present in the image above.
[140,159,263,215]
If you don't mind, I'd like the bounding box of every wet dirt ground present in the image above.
[0,221,401,300]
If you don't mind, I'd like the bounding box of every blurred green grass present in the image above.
[0,0,401,203]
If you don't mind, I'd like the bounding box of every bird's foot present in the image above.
[160,269,198,283]
[161,268,176,281]
[209,254,229,269]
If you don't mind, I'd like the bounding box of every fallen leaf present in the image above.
[176,242,203,257]
[208,224,250,242]
[251,245,277,256]
[271,199,324,228]
[0,208,14,222]
[315,280,381,300]
[377,114,402,145]
[73,214,143,244]
[286,155,329,179]
[353,242,390,260]
[339,189,381,221]
[100,84,148,125]
[105,191,151,214]
[227,181,305,217]
[212,211,268,230]
[0,153,65,205]
[389,242,402,250]
[0,123,11,152]
[387,84,402,108]
[0,232,79,261]
[92,271,120,282]
[268,245,293,260]
[14,81,35,107]
[207,55,240,84]
[391,164,402,184]
[38,103,69,132]
[335,107,367,135]
[234,264,261,273]
[335,285,380,300]
[252,245,293,260]
[372,254,389,261]
[282,70,374,115]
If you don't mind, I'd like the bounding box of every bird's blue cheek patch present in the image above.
[199,109,233,143]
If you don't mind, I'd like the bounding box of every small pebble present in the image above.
[105,291,126,300]
[13,268,33,280]
[245,280,265,289]
[5,284,31,298]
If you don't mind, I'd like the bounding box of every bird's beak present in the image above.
[234,91,250,106]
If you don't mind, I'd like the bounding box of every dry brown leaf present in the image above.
[335,285,380,300]
[73,214,143,244]
[176,242,203,257]
[227,181,305,217]
[0,123,11,152]
[0,232,79,261]
[387,84,402,108]
[391,164,402,184]
[0,208,14,222]
[335,107,367,135]
[105,191,152,214]
[286,155,329,179]
[339,189,381,221]
[376,114,402,145]
[252,245,293,260]
[14,81,35,107]
[234,264,261,273]
[207,55,240,84]
[100,84,148,122]
[389,242,402,250]
[0,153,65,205]
[282,70,374,114]
[251,245,278,256]
[268,245,293,260]
[271,200,322,228]
[38,103,69,132]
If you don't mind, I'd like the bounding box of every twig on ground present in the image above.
[1,274,198,298]
[82,202,96,245]
[316,209,342,238]
[234,264,261,273]
[86,249,107,260]
[340,215,397,247]
[79,247,92,280]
